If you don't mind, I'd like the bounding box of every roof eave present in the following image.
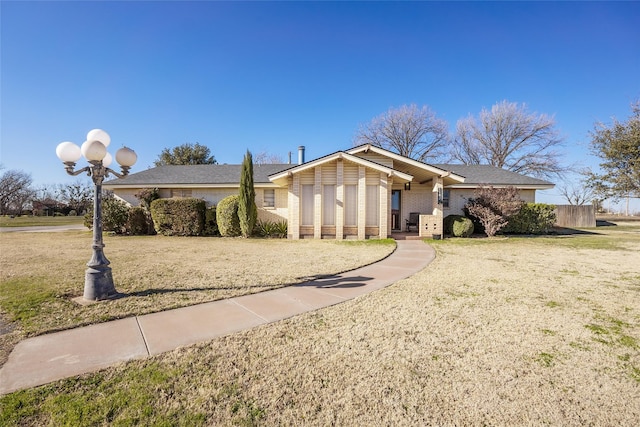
[446,184,555,190]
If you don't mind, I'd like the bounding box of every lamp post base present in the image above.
[84,266,117,301]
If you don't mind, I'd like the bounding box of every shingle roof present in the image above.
[104,160,553,188]
[433,164,554,187]
[104,164,291,186]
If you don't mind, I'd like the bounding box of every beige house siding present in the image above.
[257,188,288,223]
[284,159,390,240]
[401,183,432,219]
[445,188,537,217]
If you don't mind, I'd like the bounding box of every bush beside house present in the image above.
[217,195,241,237]
[503,203,556,234]
[150,198,206,236]
[443,215,474,237]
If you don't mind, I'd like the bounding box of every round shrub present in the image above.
[444,214,464,235]
[216,195,240,237]
[452,216,474,237]
[84,196,129,234]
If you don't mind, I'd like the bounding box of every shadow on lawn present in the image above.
[295,274,371,289]
[122,275,372,298]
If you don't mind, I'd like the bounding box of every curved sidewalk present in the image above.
[0,240,435,395]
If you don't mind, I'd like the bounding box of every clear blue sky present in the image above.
[1,1,639,211]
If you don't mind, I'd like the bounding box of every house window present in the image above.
[366,185,379,226]
[323,185,336,226]
[301,184,314,226]
[171,189,192,198]
[263,189,275,208]
[344,185,357,226]
[443,189,450,209]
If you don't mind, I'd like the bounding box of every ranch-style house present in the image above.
[104,145,554,239]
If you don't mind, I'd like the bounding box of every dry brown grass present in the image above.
[0,232,394,365]
[2,226,638,425]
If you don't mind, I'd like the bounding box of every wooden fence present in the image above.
[554,205,596,228]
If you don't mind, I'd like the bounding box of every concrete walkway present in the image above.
[0,240,435,395]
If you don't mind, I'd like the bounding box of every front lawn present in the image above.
[1,226,639,425]
[0,216,85,228]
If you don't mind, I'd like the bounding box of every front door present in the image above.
[391,190,401,231]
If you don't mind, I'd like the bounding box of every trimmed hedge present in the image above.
[204,206,219,236]
[216,195,241,237]
[443,214,474,237]
[452,216,474,237]
[503,203,556,234]
[127,207,156,235]
[150,198,206,236]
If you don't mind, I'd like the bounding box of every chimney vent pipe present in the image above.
[298,146,305,164]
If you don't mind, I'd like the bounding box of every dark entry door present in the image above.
[391,190,401,231]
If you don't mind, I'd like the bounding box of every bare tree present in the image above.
[57,180,93,214]
[254,151,284,165]
[452,100,564,179]
[558,179,598,206]
[354,104,449,162]
[0,169,34,215]
[465,186,524,237]
[32,185,63,216]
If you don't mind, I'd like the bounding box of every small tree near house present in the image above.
[238,150,257,238]
[465,186,524,237]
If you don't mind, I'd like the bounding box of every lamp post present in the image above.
[56,129,137,301]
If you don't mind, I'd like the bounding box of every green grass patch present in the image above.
[536,352,555,367]
[546,301,561,308]
[0,278,60,330]
[0,216,84,227]
[631,366,640,383]
[0,362,208,426]
[584,323,609,335]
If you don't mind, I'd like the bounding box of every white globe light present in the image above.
[115,146,137,167]
[56,141,82,163]
[81,140,107,161]
[86,129,111,147]
[103,152,113,167]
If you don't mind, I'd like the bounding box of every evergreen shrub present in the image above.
[452,216,474,237]
[204,206,219,236]
[444,214,474,237]
[216,195,241,237]
[150,198,205,236]
[84,196,129,234]
[503,203,556,234]
[127,206,156,235]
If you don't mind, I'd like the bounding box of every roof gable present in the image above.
[268,151,413,186]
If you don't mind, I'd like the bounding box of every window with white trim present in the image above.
[263,189,275,208]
